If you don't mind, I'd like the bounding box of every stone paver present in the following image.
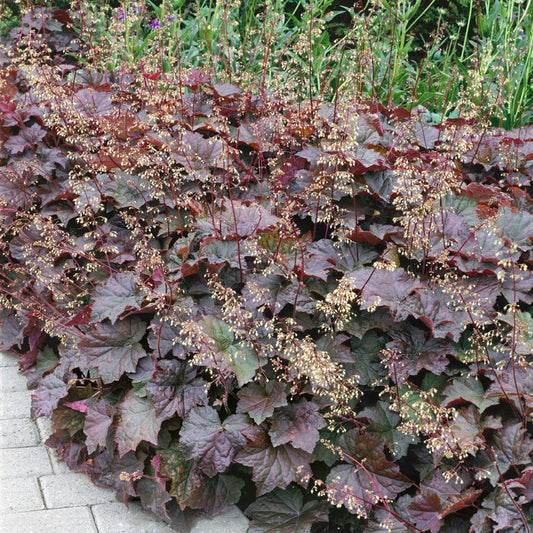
[0,390,32,419]
[0,364,29,392]
[190,506,249,533]
[0,477,44,513]
[92,502,176,533]
[41,473,117,508]
[1,506,98,533]
[0,417,39,448]
[0,349,250,532]
[0,351,19,366]
[0,446,53,479]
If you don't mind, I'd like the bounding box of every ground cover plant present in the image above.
[0,3,532,532]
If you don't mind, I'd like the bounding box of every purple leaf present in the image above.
[0,309,25,350]
[147,316,187,359]
[326,431,411,514]
[349,267,425,320]
[385,326,454,383]
[236,425,313,496]
[443,376,499,412]
[145,360,208,421]
[84,399,115,454]
[91,272,145,324]
[491,422,533,475]
[31,366,69,417]
[495,208,533,250]
[236,382,288,424]
[268,399,325,453]
[115,390,162,457]
[246,486,329,533]
[181,474,244,516]
[407,472,481,533]
[179,406,249,477]
[73,88,113,117]
[78,317,147,384]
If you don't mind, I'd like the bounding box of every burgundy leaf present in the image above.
[77,317,147,384]
[145,359,208,421]
[236,382,288,424]
[84,399,115,454]
[236,425,313,496]
[179,406,249,477]
[91,272,145,324]
[268,399,325,453]
[115,390,162,457]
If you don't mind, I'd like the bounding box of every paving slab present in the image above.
[0,351,19,366]
[0,390,32,420]
[92,501,177,533]
[1,506,98,533]
[0,476,45,513]
[0,417,39,448]
[41,472,117,508]
[0,446,53,479]
[0,364,29,392]
[190,506,249,533]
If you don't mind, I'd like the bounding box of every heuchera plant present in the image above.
[0,8,532,532]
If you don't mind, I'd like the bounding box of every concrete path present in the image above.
[0,351,249,533]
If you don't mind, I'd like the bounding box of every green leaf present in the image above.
[443,376,500,413]
[225,343,260,386]
[202,316,234,351]
[359,401,417,459]
[159,444,202,507]
[348,331,387,386]
[246,486,329,533]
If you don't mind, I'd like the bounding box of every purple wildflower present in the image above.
[165,15,176,22]
[149,18,161,30]
[117,7,125,20]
